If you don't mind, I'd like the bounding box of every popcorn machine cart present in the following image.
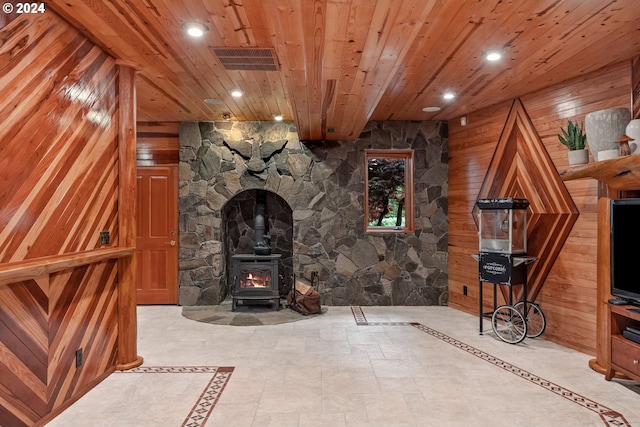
[472,198,545,344]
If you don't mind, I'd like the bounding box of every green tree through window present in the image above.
[367,158,405,227]
[364,149,414,233]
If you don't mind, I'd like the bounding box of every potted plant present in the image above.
[558,120,588,165]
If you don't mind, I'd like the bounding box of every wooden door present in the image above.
[136,165,178,304]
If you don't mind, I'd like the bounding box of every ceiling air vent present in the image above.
[212,47,280,71]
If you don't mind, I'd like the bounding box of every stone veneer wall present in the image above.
[178,120,448,306]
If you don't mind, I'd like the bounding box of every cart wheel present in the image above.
[514,301,546,338]
[491,305,527,344]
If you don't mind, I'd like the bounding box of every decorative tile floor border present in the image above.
[117,366,234,427]
[350,305,368,325]
[350,306,631,427]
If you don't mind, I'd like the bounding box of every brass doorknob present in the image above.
[168,240,176,246]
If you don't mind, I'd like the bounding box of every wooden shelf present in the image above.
[607,304,640,382]
[559,154,640,190]
[0,247,135,286]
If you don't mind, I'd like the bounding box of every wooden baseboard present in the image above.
[33,366,116,427]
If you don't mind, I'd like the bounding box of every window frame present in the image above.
[364,149,415,234]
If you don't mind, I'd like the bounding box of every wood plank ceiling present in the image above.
[48,0,640,141]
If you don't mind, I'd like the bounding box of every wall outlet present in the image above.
[99,231,110,245]
[75,348,83,368]
[463,285,468,296]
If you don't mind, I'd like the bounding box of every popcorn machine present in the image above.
[473,198,545,344]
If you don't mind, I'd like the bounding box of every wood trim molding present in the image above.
[0,247,134,286]
[363,149,415,234]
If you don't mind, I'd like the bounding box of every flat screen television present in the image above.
[610,198,640,305]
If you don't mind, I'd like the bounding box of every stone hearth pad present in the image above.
[182,299,326,326]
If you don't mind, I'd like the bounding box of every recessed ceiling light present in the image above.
[443,92,455,100]
[221,113,231,121]
[485,49,504,62]
[204,98,222,105]
[422,106,441,112]
[273,114,283,121]
[230,89,243,97]
[183,22,208,38]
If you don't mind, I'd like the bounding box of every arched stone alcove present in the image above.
[222,189,294,299]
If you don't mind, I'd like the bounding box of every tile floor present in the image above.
[47,305,640,427]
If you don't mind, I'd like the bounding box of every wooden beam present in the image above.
[116,63,143,371]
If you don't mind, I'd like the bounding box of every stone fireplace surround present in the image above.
[178,120,448,306]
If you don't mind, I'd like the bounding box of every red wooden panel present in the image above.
[149,250,169,291]
[0,11,119,263]
[0,9,122,426]
[150,177,170,237]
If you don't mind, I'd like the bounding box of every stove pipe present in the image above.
[254,190,271,255]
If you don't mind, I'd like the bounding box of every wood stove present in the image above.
[230,190,281,311]
[231,254,281,311]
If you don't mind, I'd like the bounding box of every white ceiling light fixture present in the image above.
[273,114,283,121]
[183,22,208,38]
[443,91,456,100]
[230,89,243,97]
[485,48,504,62]
[422,106,441,112]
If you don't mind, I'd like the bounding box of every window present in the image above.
[364,149,414,233]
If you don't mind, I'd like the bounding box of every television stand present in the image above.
[608,298,629,305]
[606,302,640,382]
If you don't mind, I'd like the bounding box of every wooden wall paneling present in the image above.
[0,260,120,427]
[448,61,631,354]
[0,279,49,427]
[47,262,119,410]
[0,12,119,262]
[0,9,134,425]
[136,122,180,165]
[447,101,509,315]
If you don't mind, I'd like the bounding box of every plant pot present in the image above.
[626,119,640,155]
[598,148,619,161]
[568,149,589,165]
[585,108,631,161]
